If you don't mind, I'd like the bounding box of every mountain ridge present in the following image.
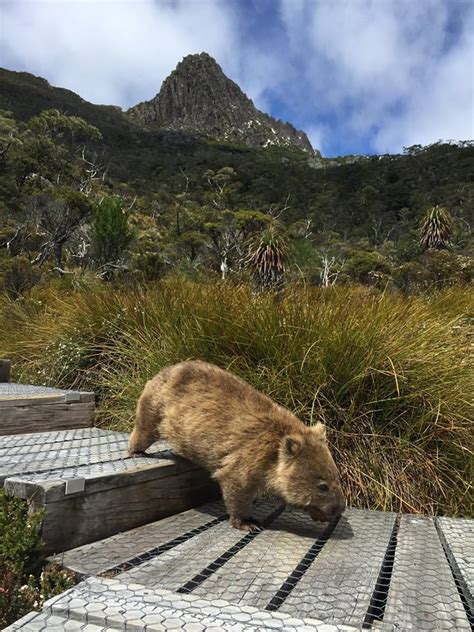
[128,52,316,154]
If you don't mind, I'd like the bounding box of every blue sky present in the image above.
[0,0,473,156]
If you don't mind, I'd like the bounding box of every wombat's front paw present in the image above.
[230,517,263,533]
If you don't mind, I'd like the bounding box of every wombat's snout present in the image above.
[328,497,346,518]
[307,494,346,522]
[329,488,347,518]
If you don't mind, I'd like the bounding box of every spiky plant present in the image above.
[420,205,453,250]
[244,225,289,290]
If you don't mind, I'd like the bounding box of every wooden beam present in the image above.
[0,401,95,435]
[36,467,219,555]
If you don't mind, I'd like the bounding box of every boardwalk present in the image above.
[6,499,474,631]
[1,387,473,631]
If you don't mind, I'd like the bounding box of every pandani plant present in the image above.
[244,224,289,290]
[419,205,453,250]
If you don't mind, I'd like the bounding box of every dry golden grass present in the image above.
[1,278,472,516]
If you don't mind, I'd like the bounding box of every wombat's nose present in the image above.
[329,498,346,517]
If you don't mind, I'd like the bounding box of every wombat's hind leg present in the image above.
[128,426,157,456]
[128,392,161,456]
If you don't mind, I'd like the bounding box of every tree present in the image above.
[0,111,21,161]
[91,196,134,275]
[319,251,345,287]
[28,109,102,147]
[9,110,103,195]
[178,230,208,262]
[28,188,93,268]
[204,209,270,279]
[419,205,453,250]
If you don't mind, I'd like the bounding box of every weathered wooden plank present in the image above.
[0,401,95,435]
[191,507,328,608]
[436,516,473,613]
[117,502,278,591]
[50,500,227,576]
[0,439,129,466]
[38,466,219,554]
[43,576,331,632]
[382,514,470,631]
[0,382,88,399]
[4,612,102,631]
[279,508,395,627]
[0,393,66,407]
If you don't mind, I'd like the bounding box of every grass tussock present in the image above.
[1,278,472,517]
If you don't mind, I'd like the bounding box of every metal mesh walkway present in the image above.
[43,500,474,631]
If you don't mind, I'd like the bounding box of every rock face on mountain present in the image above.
[128,53,315,154]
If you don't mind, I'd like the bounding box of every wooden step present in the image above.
[1,428,218,554]
[5,576,335,631]
[0,383,95,434]
[7,497,474,630]
[12,502,474,631]
[50,500,229,577]
[51,501,474,631]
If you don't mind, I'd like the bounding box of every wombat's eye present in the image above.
[317,482,329,493]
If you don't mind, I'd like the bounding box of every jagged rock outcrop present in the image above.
[128,53,316,154]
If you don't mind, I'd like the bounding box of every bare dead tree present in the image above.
[268,194,291,220]
[2,227,19,252]
[78,146,108,196]
[301,218,314,240]
[28,193,92,268]
[175,168,190,237]
[320,252,345,287]
[372,216,383,244]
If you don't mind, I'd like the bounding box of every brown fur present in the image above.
[129,361,345,531]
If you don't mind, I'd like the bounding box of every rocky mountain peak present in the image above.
[128,53,316,154]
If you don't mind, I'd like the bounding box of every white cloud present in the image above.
[0,0,240,107]
[374,25,474,151]
[0,0,472,155]
[279,0,474,153]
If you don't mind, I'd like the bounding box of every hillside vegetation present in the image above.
[0,68,473,292]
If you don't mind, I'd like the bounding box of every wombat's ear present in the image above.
[311,423,327,441]
[282,435,303,459]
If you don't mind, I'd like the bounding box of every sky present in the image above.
[0,0,473,157]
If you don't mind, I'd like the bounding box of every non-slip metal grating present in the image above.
[9,502,474,630]
[0,427,170,482]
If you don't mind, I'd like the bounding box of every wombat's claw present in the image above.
[128,450,147,457]
[230,517,263,533]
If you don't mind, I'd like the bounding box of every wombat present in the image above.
[128,360,345,532]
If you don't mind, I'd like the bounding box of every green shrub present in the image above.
[0,254,41,297]
[395,250,473,291]
[91,196,134,273]
[0,491,76,627]
[345,250,392,284]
